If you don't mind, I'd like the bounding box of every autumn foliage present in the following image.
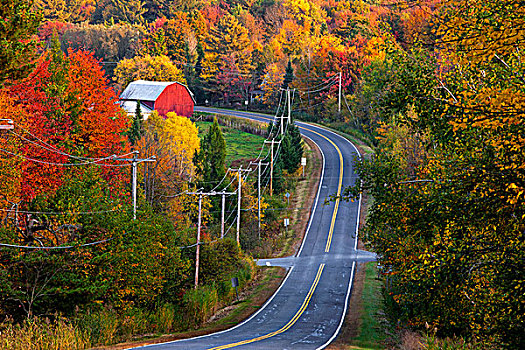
[1,0,523,348]
[5,46,129,201]
[345,0,524,348]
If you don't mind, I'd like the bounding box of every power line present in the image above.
[11,124,135,162]
[0,235,123,250]
[0,147,123,167]
[171,59,258,78]
[9,129,124,162]
[294,75,339,93]
[0,208,123,215]
[296,79,338,94]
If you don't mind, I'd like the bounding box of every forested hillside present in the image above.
[0,0,523,349]
[33,0,410,116]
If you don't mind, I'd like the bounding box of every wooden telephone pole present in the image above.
[229,166,252,245]
[263,140,281,196]
[114,151,156,220]
[187,189,232,288]
[250,160,269,239]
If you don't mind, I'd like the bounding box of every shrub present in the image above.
[0,317,90,350]
[183,286,219,328]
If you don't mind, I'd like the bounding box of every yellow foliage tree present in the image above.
[261,63,284,104]
[114,54,186,91]
[162,111,200,178]
[435,0,525,206]
[138,111,200,225]
[34,0,94,23]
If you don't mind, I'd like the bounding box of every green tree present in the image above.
[164,12,192,64]
[189,42,206,104]
[203,12,255,104]
[344,3,525,345]
[128,101,143,145]
[0,0,41,86]
[33,0,90,23]
[279,120,303,174]
[195,118,227,191]
[282,60,294,90]
[61,23,143,78]
[97,0,146,24]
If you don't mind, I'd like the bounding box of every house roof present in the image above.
[118,100,154,116]
[119,80,195,103]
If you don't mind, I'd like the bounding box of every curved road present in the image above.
[135,107,375,350]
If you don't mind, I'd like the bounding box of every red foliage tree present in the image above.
[7,46,130,201]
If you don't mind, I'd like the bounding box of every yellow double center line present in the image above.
[207,264,326,350]
[231,113,346,251]
[200,112,345,348]
[245,115,344,253]
[301,128,344,253]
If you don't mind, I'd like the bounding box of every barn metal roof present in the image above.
[119,80,195,103]
[118,100,154,116]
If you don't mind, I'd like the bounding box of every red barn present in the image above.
[119,80,195,118]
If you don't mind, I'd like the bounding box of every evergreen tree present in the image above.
[186,42,206,105]
[271,154,284,194]
[280,122,303,174]
[196,118,226,191]
[183,42,192,80]
[282,60,294,90]
[128,101,143,145]
[98,0,146,25]
[204,13,255,104]
[195,42,204,77]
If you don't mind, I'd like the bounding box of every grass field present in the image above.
[196,121,267,166]
[352,262,385,349]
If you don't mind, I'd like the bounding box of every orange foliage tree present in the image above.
[5,42,129,203]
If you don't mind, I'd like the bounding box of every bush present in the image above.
[0,317,90,350]
[183,286,219,328]
[152,303,177,334]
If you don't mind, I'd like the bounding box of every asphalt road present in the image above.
[134,107,373,350]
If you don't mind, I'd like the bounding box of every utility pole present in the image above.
[217,190,235,238]
[277,88,292,136]
[187,190,234,288]
[263,140,281,196]
[279,111,286,135]
[114,151,156,220]
[287,87,292,125]
[229,166,252,245]
[279,106,284,136]
[195,192,202,288]
[221,191,226,239]
[250,160,269,239]
[338,71,342,114]
[237,167,241,245]
[307,46,311,111]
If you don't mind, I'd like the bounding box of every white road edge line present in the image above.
[316,261,357,350]
[182,108,365,350]
[311,123,362,350]
[134,266,296,349]
[296,134,325,257]
[134,109,329,349]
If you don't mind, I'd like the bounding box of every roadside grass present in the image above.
[274,138,322,258]
[350,262,385,349]
[200,267,286,329]
[196,121,266,166]
[328,261,385,350]
[0,116,322,350]
[98,267,287,350]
